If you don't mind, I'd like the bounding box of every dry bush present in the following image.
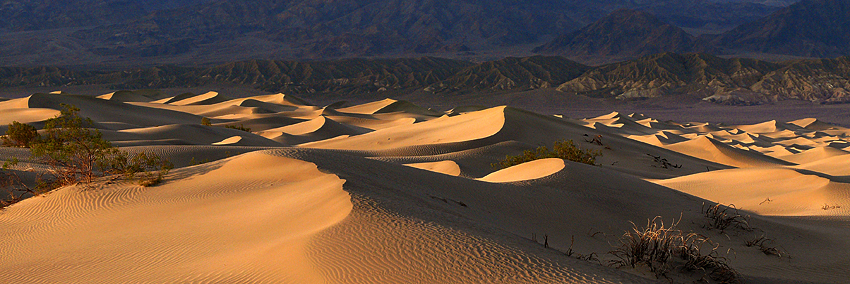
[702,203,751,232]
[224,124,251,132]
[30,104,117,186]
[822,204,841,210]
[201,117,212,126]
[0,159,45,208]
[647,153,682,169]
[609,217,740,283]
[29,104,172,190]
[108,151,173,187]
[493,139,601,169]
[1,163,27,208]
[745,235,785,258]
[2,121,39,148]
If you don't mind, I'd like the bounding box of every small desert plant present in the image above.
[609,217,679,274]
[224,124,251,132]
[1,159,35,208]
[822,204,841,210]
[565,235,600,262]
[702,203,751,232]
[585,134,604,145]
[28,104,172,190]
[745,235,785,258]
[609,216,740,282]
[2,121,39,148]
[30,104,117,186]
[201,117,212,126]
[189,157,211,166]
[493,139,601,169]
[107,151,173,187]
[647,153,682,169]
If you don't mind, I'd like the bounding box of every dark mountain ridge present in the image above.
[0,0,796,66]
[535,9,697,62]
[6,53,850,104]
[711,0,850,58]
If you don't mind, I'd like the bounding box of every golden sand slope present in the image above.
[0,152,351,283]
[3,92,850,283]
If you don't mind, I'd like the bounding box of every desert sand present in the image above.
[2,91,850,283]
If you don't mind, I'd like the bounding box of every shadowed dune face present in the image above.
[2,91,850,282]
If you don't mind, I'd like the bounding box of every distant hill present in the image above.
[7,53,850,104]
[195,58,474,95]
[712,0,850,57]
[642,1,782,32]
[0,57,474,95]
[70,0,581,59]
[556,53,780,99]
[557,52,850,103]
[535,9,696,62]
[429,56,591,93]
[0,0,147,30]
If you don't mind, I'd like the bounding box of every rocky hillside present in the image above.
[0,58,474,95]
[711,0,850,58]
[535,9,696,61]
[557,53,850,103]
[427,56,591,93]
[70,0,581,59]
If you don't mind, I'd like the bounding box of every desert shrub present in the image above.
[1,159,35,208]
[609,217,739,283]
[224,124,251,132]
[201,117,212,126]
[30,104,117,186]
[107,151,173,187]
[2,121,39,148]
[29,104,172,190]
[744,235,785,258]
[493,139,601,169]
[702,203,751,232]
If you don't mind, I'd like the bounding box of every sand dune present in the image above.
[583,112,657,135]
[3,93,850,283]
[663,136,791,168]
[0,152,352,283]
[304,106,508,150]
[789,118,838,131]
[655,168,837,216]
[258,116,370,145]
[28,93,200,126]
[0,107,60,126]
[212,115,306,132]
[168,91,232,105]
[480,158,565,183]
[337,98,439,116]
[102,124,281,147]
[403,160,462,176]
[776,146,849,164]
[98,89,167,102]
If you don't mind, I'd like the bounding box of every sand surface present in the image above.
[2,91,850,283]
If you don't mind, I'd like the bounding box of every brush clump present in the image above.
[493,139,601,169]
[702,203,751,232]
[609,216,740,283]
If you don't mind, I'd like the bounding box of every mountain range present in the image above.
[5,53,850,104]
[710,0,850,57]
[536,0,850,61]
[6,0,843,67]
[534,9,700,62]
